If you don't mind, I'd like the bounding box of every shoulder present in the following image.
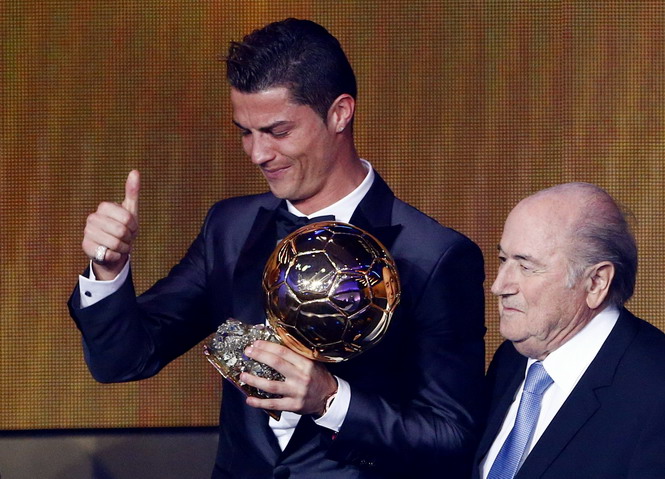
[622,310,665,369]
[386,199,485,309]
[206,191,278,218]
[598,310,665,403]
[391,197,483,261]
[201,192,277,227]
[196,192,278,243]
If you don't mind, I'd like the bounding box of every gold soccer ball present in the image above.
[263,221,400,363]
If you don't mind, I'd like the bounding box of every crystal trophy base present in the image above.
[204,319,285,420]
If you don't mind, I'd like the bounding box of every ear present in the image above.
[327,94,355,133]
[585,261,615,309]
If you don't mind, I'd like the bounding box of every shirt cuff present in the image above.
[313,376,350,433]
[78,259,130,308]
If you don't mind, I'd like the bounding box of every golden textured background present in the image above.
[2,1,664,429]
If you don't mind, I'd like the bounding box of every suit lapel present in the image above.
[475,346,527,468]
[232,204,281,325]
[350,172,402,251]
[516,387,601,478]
[229,202,284,459]
[516,309,639,478]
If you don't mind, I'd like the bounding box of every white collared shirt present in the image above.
[78,159,374,451]
[480,306,620,478]
[285,158,373,223]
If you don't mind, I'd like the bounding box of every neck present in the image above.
[519,309,599,361]
[292,146,366,216]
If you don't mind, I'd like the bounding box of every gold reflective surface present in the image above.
[263,221,401,363]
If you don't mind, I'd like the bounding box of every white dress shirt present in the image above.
[78,159,375,451]
[480,306,620,478]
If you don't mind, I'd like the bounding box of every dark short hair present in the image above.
[226,18,357,122]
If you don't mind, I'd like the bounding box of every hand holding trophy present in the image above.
[204,221,400,419]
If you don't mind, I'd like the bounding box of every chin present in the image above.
[267,185,292,200]
[500,324,527,345]
[510,337,549,360]
[515,345,546,360]
[499,318,519,338]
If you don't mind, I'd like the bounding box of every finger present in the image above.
[83,211,136,260]
[240,374,301,413]
[246,395,290,413]
[82,204,138,266]
[87,206,137,243]
[241,372,316,414]
[97,202,139,236]
[244,342,302,377]
[122,170,140,218]
[248,340,310,367]
[82,230,132,257]
[82,237,127,265]
[240,372,286,396]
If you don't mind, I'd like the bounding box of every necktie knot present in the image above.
[523,361,553,396]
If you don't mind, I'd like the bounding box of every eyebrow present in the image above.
[496,244,541,264]
[232,119,292,133]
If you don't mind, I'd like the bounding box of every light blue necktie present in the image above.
[487,361,554,479]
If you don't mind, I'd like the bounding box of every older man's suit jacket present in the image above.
[473,309,665,479]
[69,173,486,478]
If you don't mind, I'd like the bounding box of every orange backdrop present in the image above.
[2,1,664,429]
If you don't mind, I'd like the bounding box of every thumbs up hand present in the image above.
[121,169,140,219]
[82,170,141,280]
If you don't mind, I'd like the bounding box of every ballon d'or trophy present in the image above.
[204,221,400,419]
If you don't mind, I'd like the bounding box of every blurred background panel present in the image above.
[1,0,664,433]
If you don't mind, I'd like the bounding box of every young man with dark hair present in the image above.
[69,18,486,478]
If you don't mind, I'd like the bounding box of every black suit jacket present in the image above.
[70,174,486,478]
[473,309,665,479]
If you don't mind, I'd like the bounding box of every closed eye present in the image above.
[233,121,251,136]
[269,129,290,138]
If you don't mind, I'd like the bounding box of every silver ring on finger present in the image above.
[93,245,109,264]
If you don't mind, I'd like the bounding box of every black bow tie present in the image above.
[275,208,336,239]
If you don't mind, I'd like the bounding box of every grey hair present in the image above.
[541,183,638,307]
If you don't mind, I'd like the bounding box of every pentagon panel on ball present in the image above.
[263,221,401,363]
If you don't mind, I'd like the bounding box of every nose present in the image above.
[246,134,274,166]
[491,262,517,297]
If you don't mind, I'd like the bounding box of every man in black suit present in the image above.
[69,18,486,478]
[475,182,665,479]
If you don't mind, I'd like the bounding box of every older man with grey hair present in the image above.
[474,183,665,479]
